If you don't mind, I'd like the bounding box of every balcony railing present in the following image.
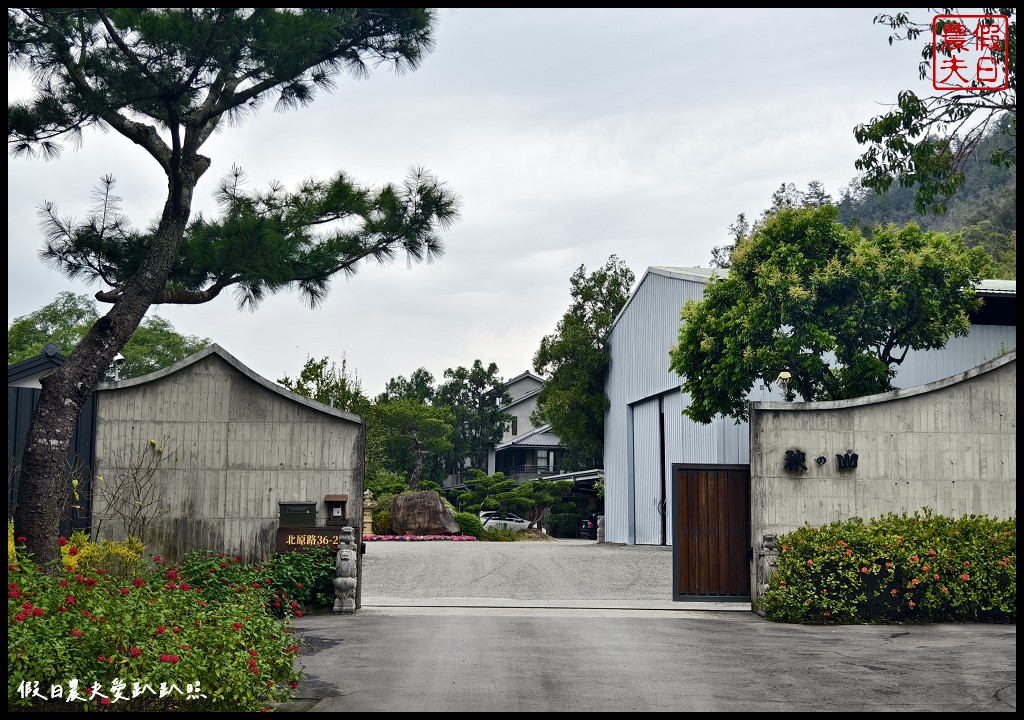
[496,464,560,482]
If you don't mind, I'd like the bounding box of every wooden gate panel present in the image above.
[672,464,750,601]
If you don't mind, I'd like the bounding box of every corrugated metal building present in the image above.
[604,266,1017,547]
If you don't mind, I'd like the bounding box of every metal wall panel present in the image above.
[631,397,663,545]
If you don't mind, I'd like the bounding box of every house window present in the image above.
[511,417,518,436]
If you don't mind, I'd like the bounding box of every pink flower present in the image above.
[861,567,869,574]
[806,559,814,566]
[961,573,970,581]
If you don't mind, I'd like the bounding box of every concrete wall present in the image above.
[748,351,1016,597]
[92,345,364,564]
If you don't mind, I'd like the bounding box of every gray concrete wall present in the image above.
[748,351,1016,598]
[92,345,364,564]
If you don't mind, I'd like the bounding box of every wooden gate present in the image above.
[671,464,750,601]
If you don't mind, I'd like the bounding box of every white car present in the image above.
[479,511,531,531]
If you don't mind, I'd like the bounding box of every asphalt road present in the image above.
[284,539,1017,712]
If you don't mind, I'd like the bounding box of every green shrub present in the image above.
[758,509,1016,624]
[547,513,582,538]
[482,525,521,542]
[372,508,391,535]
[453,512,484,539]
[179,547,336,613]
[8,541,303,711]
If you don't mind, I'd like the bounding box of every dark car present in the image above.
[580,514,601,540]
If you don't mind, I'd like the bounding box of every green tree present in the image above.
[366,399,453,491]
[8,291,210,378]
[434,361,512,477]
[452,470,574,530]
[277,355,368,415]
[375,367,436,404]
[9,8,459,564]
[853,9,1016,214]
[531,255,634,469]
[669,204,992,424]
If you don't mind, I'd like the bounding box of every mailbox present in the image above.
[278,501,316,528]
[324,494,348,526]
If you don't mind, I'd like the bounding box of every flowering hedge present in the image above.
[8,535,309,711]
[758,509,1016,624]
[363,534,477,542]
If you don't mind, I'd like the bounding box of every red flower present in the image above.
[16,536,27,543]
[166,569,179,580]
[133,577,145,588]
[157,625,167,634]
[806,559,814,566]
[296,583,303,588]
[21,601,33,611]
[860,567,869,574]
[154,555,161,563]
[908,601,916,609]
[101,698,111,706]
[65,595,76,605]
[961,573,970,581]
[58,536,68,546]
[295,610,303,617]
[248,658,258,667]
[290,601,299,608]
[232,623,243,632]
[220,562,227,569]
[13,612,27,622]
[120,588,130,595]
[182,644,190,651]
[98,655,108,662]
[929,548,937,556]
[911,555,919,563]
[172,626,181,634]
[167,582,177,590]
[963,561,971,568]
[252,582,261,589]
[890,589,898,596]
[32,607,43,617]
[289,680,299,689]
[130,647,141,657]
[181,582,191,591]
[72,628,83,638]
[69,547,79,556]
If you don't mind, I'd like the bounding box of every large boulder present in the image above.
[390,491,461,536]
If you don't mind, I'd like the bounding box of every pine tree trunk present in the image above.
[13,164,202,567]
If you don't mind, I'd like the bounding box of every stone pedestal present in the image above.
[333,526,358,614]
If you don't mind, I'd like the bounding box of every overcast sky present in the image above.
[7,8,940,397]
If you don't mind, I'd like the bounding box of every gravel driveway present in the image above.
[359,538,747,611]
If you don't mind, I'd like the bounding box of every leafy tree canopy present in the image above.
[8,291,210,379]
[434,361,512,476]
[365,398,453,491]
[670,204,992,424]
[277,354,368,415]
[532,255,635,469]
[375,367,437,404]
[853,8,1016,214]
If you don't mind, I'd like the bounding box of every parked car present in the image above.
[480,511,531,532]
[580,514,602,540]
